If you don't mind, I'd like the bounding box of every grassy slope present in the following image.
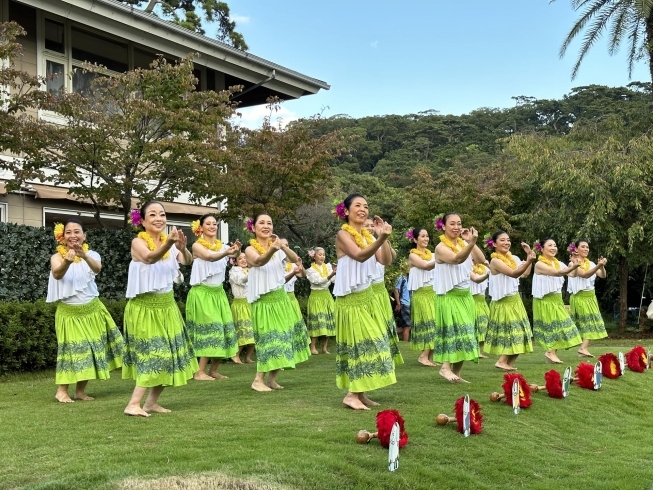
[1,340,652,490]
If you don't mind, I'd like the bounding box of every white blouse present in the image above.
[532,262,565,299]
[46,250,101,305]
[372,261,385,285]
[126,244,180,298]
[567,261,597,294]
[488,255,521,301]
[190,244,229,287]
[333,255,377,297]
[306,263,335,291]
[433,255,473,295]
[284,262,299,293]
[247,250,285,303]
[229,266,249,299]
[408,258,435,291]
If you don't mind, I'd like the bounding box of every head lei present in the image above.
[567,242,577,254]
[405,229,415,241]
[53,223,66,244]
[332,198,347,220]
[483,233,494,250]
[533,240,543,254]
[434,213,445,232]
[128,209,142,227]
[244,217,254,234]
[190,220,202,237]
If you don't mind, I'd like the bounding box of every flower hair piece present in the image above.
[307,249,316,258]
[567,242,577,254]
[53,223,65,244]
[190,219,202,237]
[332,201,346,220]
[434,213,445,231]
[244,217,254,234]
[533,240,542,254]
[405,229,415,241]
[483,233,494,249]
[129,209,142,227]
[229,257,235,265]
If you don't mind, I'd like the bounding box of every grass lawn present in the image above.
[2,340,653,490]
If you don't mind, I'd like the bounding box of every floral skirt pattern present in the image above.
[484,294,533,355]
[370,282,404,366]
[570,290,607,341]
[533,293,582,350]
[433,288,479,363]
[307,289,336,337]
[231,298,255,346]
[473,294,490,343]
[410,286,436,350]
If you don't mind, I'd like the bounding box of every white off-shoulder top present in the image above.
[434,255,473,295]
[333,255,377,297]
[229,266,248,299]
[190,244,229,287]
[532,262,565,299]
[372,261,385,285]
[567,261,597,294]
[247,250,285,303]
[126,245,180,298]
[489,255,522,301]
[284,262,299,293]
[407,258,435,291]
[306,263,335,291]
[46,250,101,305]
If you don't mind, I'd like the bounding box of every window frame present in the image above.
[42,206,123,228]
[0,202,7,223]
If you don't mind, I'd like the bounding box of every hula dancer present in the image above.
[229,252,255,363]
[245,214,310,392]
[433,213,484,383]
[532,238,582,364]
[406,227,437,367]
[470,258,490,359]
[333,194,400,410]
[567,240,608,357]
[122,201,198,417]
[186,214,241,381]
[47,219,124,403]
[364,218,402,366]
[306,247,337,355]
[484,231,536,371]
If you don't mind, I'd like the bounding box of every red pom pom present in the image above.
[501,373,532,408]
[454,396,484,434]
[626,346,647,373]
[375,409,408,448]
[598,353,621,379]
[574,362,595,389]
[544,370,564,398]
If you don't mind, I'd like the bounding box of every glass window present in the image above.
[45,60,65,95]
[72,66,97,96]
[71,27,128,72]
[0,203,7,223]
[44,19,65,54]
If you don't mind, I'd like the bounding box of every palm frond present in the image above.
[559,0,614,58]
[608,3,635,55]
[626,15,646,78]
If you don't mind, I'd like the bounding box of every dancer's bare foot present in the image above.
[245,359,255,364]
[578,350,594,358]
[418,357,436,367]
[143,403,171,413]
[322,349,330,354]
[193,372,215,381]
[266,381,284,390]
[545,352,563,364]
[251,379,273,392]
[209,372,228,379]
[494,362,515,371]
[359,395,380,407]
[310,348,319,355]
[55,392,74,403]
[439,368,460,383]
[479,353,489,359]
[231,356,243,365]
[343,393,369,410]
[454,377,470,384]
[74,393,94,401]
[124,405,150,417]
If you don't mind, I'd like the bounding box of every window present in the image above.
[0,202,7,223]
[71,27,128,73]
[44,18,65,54]
[45,60,65,95]
[43,207,123,229]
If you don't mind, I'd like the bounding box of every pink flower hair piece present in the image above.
[308,249,316,258]
[246,219,254,234]
[534,241,543,253]
[333,201,346,220]
[405,229,415,241]
[129,209,142,227]
[435,217,444,231]
[567,243,577,254]
[485,238,495,249]
[229,257,235,265]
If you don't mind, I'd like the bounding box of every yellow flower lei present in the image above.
[138,232,170,259]
[197,236,223,252]
[439,234,466,253]
[341,224,374,249]
[53,223,65,243]
[285,262,294,272]
[580,258,591,271]
[311,262,328,277]
[538,255,560,270]
[57,244,90,263]
[491,252,516,270]
[249,239,272,255]
[472,263,487,275]
[410,248,433,261]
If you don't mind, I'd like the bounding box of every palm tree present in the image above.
[555,0,653,82]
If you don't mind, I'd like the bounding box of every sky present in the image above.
[207,1,650,128]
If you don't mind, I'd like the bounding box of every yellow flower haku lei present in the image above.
[197,236,223,252]
[138,231,170,259]
[249,239,272,255]
[190,219,202,237]
[491,252,516,270]
[472,263,487,275]
[579,258,591,271]
[57,244,90,263]
[53,223,66,244]
[410,248,433,262]
[439,234,465,253]
[311,262,328,277]
[538,255,560,270]
[341,224,374,249]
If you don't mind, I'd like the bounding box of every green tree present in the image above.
[554,0,653,82]
[3,55,238,227]
[117,0,248,50]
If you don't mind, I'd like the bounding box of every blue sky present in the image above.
[212,1,649,126]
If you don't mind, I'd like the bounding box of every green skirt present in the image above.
[570,290,608,340]
[122,291,198,388]
[251,288,310,372]
[434,287,479,363]
[473,294,490,343]
[484,294,533,355]
[54,297,124,385]
[335,287,397,392]
[371,282,404,366]
[231,298,255,346]
[287,291,303,321]
[186,284,238,359]
[410,286,436,350]
[307,289,336,337]
[533,293,582,350]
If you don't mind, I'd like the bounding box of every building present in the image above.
[0,0,329,238]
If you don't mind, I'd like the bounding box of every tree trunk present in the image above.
[619,256,629,332]
[122,194,132,229]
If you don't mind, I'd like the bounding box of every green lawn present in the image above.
[2,340,653,490]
